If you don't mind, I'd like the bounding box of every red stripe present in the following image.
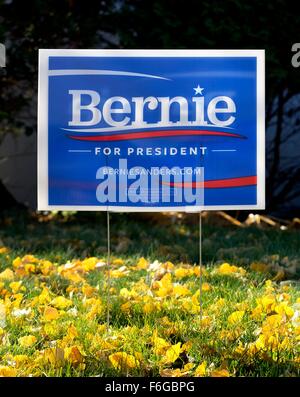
[68,129,244,141]
[163,176,257,188]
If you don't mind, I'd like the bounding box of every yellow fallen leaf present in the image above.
[82,257,98,271]
[183,363,195,372]
[181,341,193,352]
[43,347,65,367]
[67,324,78,340]
[93,338,115,351]
[174,267,192,279]
[22,254,39,264]
[24,263,36,274]
[0,365,17,377]
[136,257,148,269]
[162,342,181,364]
[143,301,156,314]
[202,282,211,292]
[62,270,85,284]
[261,314,282,334]
[228,310,245,325]
[110,264,130,278]
[50,296,73,310]
[173,284,191,296]
[40,260,53,275]
[121,302,131,313]
[211,368,230,377]
[82,284,97,297]
[43,306,59,321]
[109,352,140,371]
[152,331,170,355]
[65,345,85,366]
[0,268,14,281]
[274,303,294,317]
[200,316,212,328]
[12,257,22,269]
[119,287,137,299]
[194,266,206,277]
[112,258,124,266]
[13,354,29,368]
[18,335,37,348]
[35,287,52,305]
[155,273,173,297]
[217,263,246,276]
[9,281,22,294]
[194,361,207,377]
[85,298,103,319]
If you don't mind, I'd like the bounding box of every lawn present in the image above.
[0,210,299,377]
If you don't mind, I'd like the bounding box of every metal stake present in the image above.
[199,210,203,322]
[106,210,111,330]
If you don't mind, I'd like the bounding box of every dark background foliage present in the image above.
[1,0,300,216]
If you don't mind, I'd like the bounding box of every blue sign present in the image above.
[38,50,265,211]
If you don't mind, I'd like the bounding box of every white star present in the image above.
[193,85,204,95]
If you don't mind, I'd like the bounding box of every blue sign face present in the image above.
[38,50,265,211]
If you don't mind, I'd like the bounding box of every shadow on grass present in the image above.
[0,209,300,268]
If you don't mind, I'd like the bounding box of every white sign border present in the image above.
[38,49,265,212]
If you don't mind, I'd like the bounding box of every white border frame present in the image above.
[38,49,265,212]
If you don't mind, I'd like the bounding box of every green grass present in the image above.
[1,210,300,265]
[0,210,299,377]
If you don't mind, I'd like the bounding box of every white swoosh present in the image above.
[48,69,171,80]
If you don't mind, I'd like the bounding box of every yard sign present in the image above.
[38,49,265,211]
